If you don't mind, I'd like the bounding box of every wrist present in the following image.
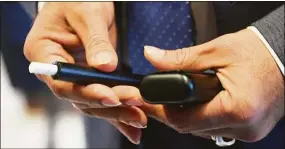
[247,26,284,75]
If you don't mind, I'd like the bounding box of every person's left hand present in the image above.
[138,28,284,142]
[79,28,284,144]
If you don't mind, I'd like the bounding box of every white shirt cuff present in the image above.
[38,2,45,12]
[247,26,284,76]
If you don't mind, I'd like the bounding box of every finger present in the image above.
[143,43,229,72]
[108,120,142,145]
[112,86,144,106]
[79,106,147,129]
[25,6,121,107]
[25,38,121,108]
[66,5,118,72]
[24,6,82,80]
[141,90,236,132]
[24,38,75,82]
[24,38,75,65]
[29,3,82,50]
[54,83,122,107]
[108,20,117,49]
[71,86,143,108]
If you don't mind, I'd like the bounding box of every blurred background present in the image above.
[1,2,126,148]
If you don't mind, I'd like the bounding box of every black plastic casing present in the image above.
[139,71,195,104]
[139,70,217,104]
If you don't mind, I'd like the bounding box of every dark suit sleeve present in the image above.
[253,5,284,65]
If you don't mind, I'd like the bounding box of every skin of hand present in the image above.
[83,28,284,143]
[24,2,147,144]
[141,28,284,142]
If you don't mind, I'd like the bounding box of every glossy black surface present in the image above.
[139,71,195,104]
[139,71,219,104]
[52,62,144,87]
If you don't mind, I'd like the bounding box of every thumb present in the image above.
[68,9,118,72]
[143,44,223,72]
[85,32,118,72]
[83,18,118,72]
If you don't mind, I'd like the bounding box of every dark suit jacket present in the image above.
[1,2,45,98]
[213,2,284,65]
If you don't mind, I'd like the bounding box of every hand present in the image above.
[139,28,284,142]
[24,2,146,144]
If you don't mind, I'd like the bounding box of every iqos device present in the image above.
[29,61,144,87]
[29,61,216,104]
[139,70,216,104]
[139,71,195,104]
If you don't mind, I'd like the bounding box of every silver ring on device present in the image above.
[211,136,236,147]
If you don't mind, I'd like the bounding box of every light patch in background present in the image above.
[1,55,49,148]
[54,111,86,148]
[1,55,86,148]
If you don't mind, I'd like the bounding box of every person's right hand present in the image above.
[24,2,147,144]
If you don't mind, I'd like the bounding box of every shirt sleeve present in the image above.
[37,2,45,12]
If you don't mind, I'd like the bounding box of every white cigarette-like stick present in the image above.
[29,62,58,75]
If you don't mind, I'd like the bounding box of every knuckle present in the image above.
[23,38,34,60]
[181,48,201,69]
[74,3,102,14]
[174,48,191,67]
[73,3,106,24]
[87,33,109,50]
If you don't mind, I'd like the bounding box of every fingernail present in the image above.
[94,51,112,65]
[120,120,147,129]
[125,99,143,106]
[101,98,122,107]
[128,135,141,145]
[73,103,89,109]
[129,122,147,129]
[81,109,93,116]
[132,139,141,145]
[144,45,165,59]
[72,103,80,110]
